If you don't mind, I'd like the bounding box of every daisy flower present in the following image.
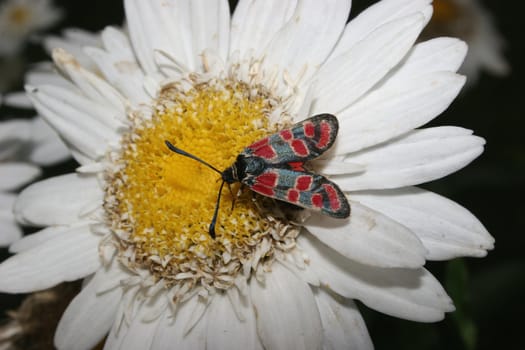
[0,0,63,56]
[0,0,494,349]
[421,0,509,82]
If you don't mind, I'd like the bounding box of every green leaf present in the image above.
[445,259,478,350]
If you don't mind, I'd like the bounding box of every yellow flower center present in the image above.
[105,77,299,287]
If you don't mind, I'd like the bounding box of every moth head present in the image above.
[222,166,236,184]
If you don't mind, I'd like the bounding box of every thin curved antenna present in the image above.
[165,140,222,175]
[209,180,226,238]
[165,140,230,239]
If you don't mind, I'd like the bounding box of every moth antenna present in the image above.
[209,180,226,239]
[165,140,222,175]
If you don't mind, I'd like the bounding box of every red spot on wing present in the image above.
[296,175,312,191]
[288,162,304,171]
[253,144,276,159]
[316,121,332,149]
[311,193,323,208]
[248,137,269,150]
[248,137,277,159]
[304,122,315,138]
[256,171,278,187]
[280,129,293,140]
[287,189,299,203]
[291,139,308,156]
[323,184,341,210]
[251,184,275,197]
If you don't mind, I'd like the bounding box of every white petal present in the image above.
[310,159,366,176]
[314,288,373,350]
[187,0,230,65]
[116,295,167,350]
[26,64,76,90]
[335,127,485,191]
[206,292,261,350]
[0,217,22,247]
[250,263,322,350]
[84,27,149,105]
[333,72,466,154]
[61,28,102,47]
[0,162,41,191]
[277,247,321,287]
[2,92,33,108]
[55,266,124,350]
[350,187,494,260]
[0,119,31,141]
[26,84,116,162]
[9,225,72,253]
[44,28,101,72]
[37,80,123,131]
[52,49,127,113]
[0,224,101,293]
[261,0,351,83]
[124,0,189,73]
[150,297,208,350]
[28,117,71,166]
[0,119,31,159]
[383,38,468,86]
[14,173,102,226]
[298,234,455,322]
[312,13,425,114]
[230,0,297,58]
[0,193,22,246]
[330,0,432,59]
[304,201,426,268]
[125,0,230,73]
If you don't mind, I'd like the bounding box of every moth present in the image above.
[166,113,350,238]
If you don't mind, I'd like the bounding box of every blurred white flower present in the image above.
[0,118,40,246]
[0,115,70,246]
[0,71,70,246]
[0,0,63,56]
[0,0,494,349]
[422,0,509,83]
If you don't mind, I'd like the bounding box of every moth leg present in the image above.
[228,182,244,211]
[227,183,235,212]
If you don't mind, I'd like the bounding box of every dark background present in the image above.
[1,0,523,349]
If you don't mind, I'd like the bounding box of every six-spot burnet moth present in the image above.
[165,113,350,238]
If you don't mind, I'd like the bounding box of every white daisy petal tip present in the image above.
[304,201,428,269]
[350,187,494,261]
[0,163,41,191]
[13,173,103,227]
[299,235,455,323]
[0,224,100,294]
[2,91,33,109]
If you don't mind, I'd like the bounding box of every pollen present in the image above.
[105,77,298,288]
